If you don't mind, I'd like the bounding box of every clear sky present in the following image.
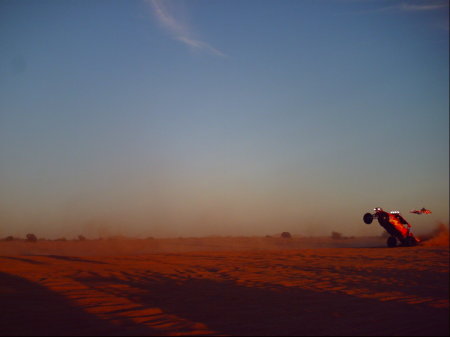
[0,0,448,239]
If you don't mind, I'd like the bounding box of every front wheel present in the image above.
[387,236,397,248]
[363,213,373,224]
[378,212,389,224]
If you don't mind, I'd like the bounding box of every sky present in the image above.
[0,0,448,239]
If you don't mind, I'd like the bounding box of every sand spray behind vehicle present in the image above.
[421,223,449,246]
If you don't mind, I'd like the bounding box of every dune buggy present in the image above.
[363,207,420,247]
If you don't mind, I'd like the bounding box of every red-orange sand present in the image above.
[0,237,448,336]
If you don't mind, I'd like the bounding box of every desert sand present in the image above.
[0,236,448,336]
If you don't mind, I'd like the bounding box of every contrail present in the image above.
[147,0,226,57]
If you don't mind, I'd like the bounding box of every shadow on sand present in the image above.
[74,274,449,336]
[37,255,110,265]
[0,256,47,265]
[0,272,158,336]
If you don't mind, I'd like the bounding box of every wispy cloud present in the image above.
[346,0,449,15]
[147,0,226,57]
[398,1,449,12]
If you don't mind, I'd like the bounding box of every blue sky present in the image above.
[0,0,448,238]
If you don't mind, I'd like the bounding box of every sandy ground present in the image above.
[0,237,448,336]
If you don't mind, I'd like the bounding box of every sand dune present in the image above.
[0,238,448,336]
[0,236,387,256]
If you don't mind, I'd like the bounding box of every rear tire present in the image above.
[404,236,417,247]
[363,213,373,224]
[387,236,397,248]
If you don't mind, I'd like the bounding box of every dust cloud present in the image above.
[421,223,449,247]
